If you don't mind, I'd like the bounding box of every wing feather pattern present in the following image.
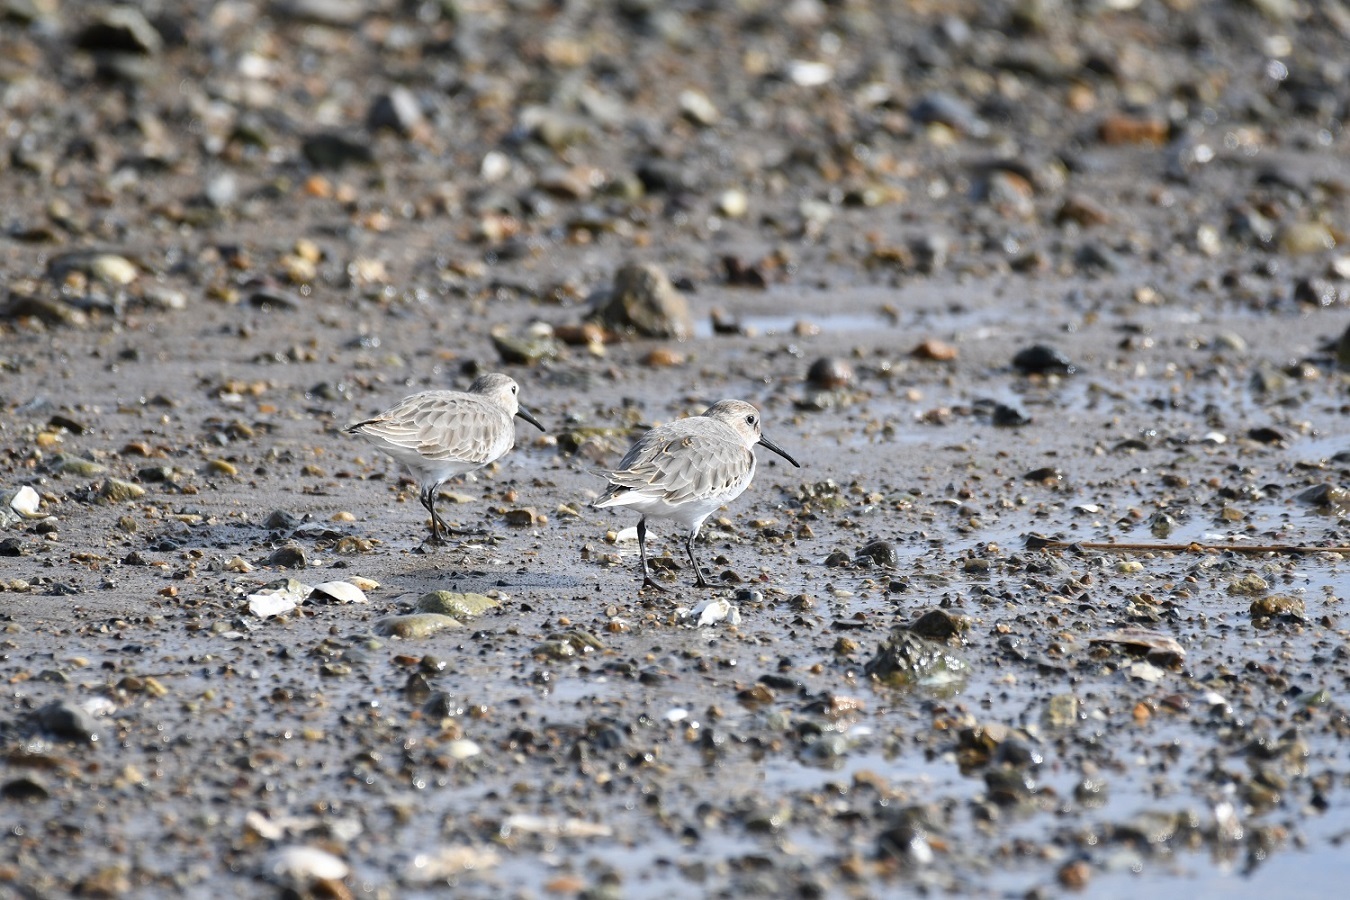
[599,418,751,506]
[348,391,511,465]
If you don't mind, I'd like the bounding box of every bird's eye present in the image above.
[745,415,756,426]
[511,385,518,393]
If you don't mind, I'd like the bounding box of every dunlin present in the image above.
[346,373,544,544]
[594,399,800,590]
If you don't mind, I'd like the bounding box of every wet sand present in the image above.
[3,2,1350,897]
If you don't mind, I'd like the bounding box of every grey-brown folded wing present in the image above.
[352,393,506,464]
[605,430,750,504]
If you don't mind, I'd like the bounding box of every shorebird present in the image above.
[594,399,799,590]
[346,373,544,544]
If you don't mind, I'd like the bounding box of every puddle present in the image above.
[693,310,894,339]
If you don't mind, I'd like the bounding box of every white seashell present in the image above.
[445,739,481,760]
[247,592,297,618]
[246,580,311,619]
[310,581,368,604]
[682,597,740,628]
[8,485,42,518]
[265,846,349,886]
[409,845,501,882]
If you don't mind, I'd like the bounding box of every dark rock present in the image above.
[991,403,1030,426]
[865,629,969,688]
[855,540,898,568]
[806,357,854,390]
[75,7,163,55]
[262,545,308,569]
[1012,345,1076,375]
[264,510,303,532]
[590,263,693,340]
[367,87,425,135]
[907,608,973,641]
[36,700,99,742]
[911,92,988,137]
[1,775,50,801]
[248,289,303,311]
[301,133,376,169]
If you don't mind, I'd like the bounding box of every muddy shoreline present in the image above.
[4,1,1350,897]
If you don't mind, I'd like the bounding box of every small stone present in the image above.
[807,357,854,389]
[1013,345,1076,375]
[642,347,685,367]
[36,700,99,742]
[262,545,308,569]
[718,189,748,218]
[75,7,163,55]
[1278,222,1335,255]
[855,540,898,568]
[374,613,464,639]
[416,591,499,619]
[205,459,238,476]
[502,507,545,527]
[1249,594,1305,621]
[1098,115,1168,146]
[100,478,146,503]
[679,89,720,125]
[1089,628,1185,666]
[911,92,988,137]
[911,339,957,361]
[907,608,973,641]
[58,456,108,477]
[1,775,50,801]
[490,325,560,365]
[367,86,425,135]
[301,132,375,169]
[590,263,693,340]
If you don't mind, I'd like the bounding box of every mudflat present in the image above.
[2,2,1349,897]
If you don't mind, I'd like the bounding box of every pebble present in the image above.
[806,357,854,390]
[590,263,693,340]
[1249,594,1305,621]
[262,545,308,569]
[58,456,108,477]
[416,591,498,619]
[367,86,425,135]
[99,478,146,503]
[75,7,163,56]
[36,699,100,742]
[1278,222,1335,255]
[1012,344,1076,376]
[374,613,464,639]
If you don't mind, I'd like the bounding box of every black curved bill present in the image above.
[758,435,800,468]
[516,407,546,432]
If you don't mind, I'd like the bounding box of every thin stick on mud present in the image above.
[1024,535,1350,555]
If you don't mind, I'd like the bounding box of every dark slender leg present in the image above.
[420,488,446,544]
[637,517,665,592]
[685,528,710,588]
[420,484,485,545]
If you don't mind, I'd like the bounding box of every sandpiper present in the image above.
[594,399,800,590]
[346,373,544,544]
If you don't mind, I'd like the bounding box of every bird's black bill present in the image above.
[758,435,800,467]
[516,407,546,432]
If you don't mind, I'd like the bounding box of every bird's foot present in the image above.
[640,576,668,593]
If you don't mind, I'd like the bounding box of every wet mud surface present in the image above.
[3,1,1350,898]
